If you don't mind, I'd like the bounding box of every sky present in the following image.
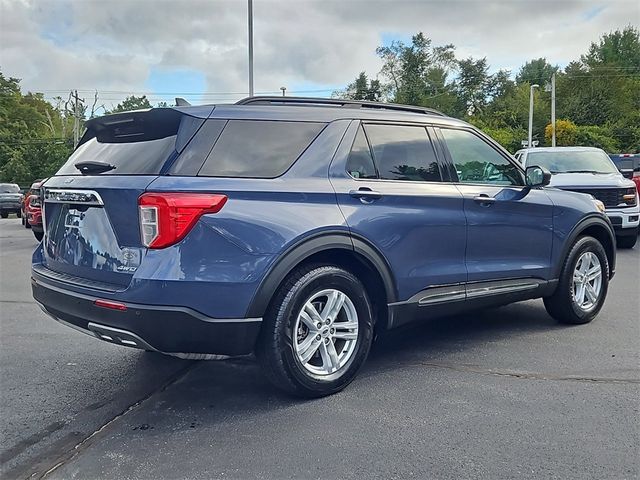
[1,0,638,109]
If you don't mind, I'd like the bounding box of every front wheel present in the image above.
[544,236,609,324]
[257,265,374,398]
[0,211,7,219]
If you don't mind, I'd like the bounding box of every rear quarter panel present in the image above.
[144,120,352,317]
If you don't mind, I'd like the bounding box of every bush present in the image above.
[545,119,577,146]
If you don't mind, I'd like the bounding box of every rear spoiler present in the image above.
[80,105,215,147]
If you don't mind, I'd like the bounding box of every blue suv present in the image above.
[32,97,616,397]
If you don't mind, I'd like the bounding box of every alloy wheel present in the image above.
[293,289,359,376]
[572,251,603,311]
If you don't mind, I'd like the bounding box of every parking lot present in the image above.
[0,217,638,479]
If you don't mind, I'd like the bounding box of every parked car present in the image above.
[516,147,639,249]
[21,179,44,229]
[0,183,23,218]
[33,97,616,397]
[25,194,44,241]
[609,153,640,192]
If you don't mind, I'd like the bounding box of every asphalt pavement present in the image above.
[1,217,638,479]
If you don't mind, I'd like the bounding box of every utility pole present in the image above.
[248,0,254,96]
[280,86,286,97]
[72,90,80,148]
[551,73,556,147]
[528,84,539,148]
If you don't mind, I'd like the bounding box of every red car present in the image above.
[20,179,43,228]
[611,154,640,191]
[21,179,45,241]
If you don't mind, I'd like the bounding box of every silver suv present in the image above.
[515,147,639,248]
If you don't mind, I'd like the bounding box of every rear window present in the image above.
[0,184,20,193]
[196,120,325,178]
[56,135,177,175]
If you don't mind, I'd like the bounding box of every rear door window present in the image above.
[346,126,377,179]
[197,120,325,178]
[364,124,442,182]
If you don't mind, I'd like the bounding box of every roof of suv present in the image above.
[170,96,468,128]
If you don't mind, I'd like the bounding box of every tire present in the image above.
[16,209,21,218]
[616,232,637,249]
[0,211,7,219]
[33,230,44,242]
[544,236,609,325]
[25,219,31,229]
[256,265,374,398]
[21,215,25,226]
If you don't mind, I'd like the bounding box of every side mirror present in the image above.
[525,165,552,187]
[619,168,634,180]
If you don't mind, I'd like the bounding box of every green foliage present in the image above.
[0,72,73,185]
[575,125,620,152]
[516,58,559,85]
[337,27,639,153]
[109,95,152,113]
[335,72,383,101]
[546,119,578,146]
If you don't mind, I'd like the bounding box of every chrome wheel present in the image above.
[572,251,603,311]
[293,289,359,376]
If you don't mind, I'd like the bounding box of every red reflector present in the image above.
[138,193,227,249]
[94,299,128,311]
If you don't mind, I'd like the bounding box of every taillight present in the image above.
[138,193,227,248]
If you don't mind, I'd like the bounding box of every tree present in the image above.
[546,119,578,146]
[0,71,73,184]
[516,58,559,85]
[375,33,457,111]
[456,57,491,116]
[109,95,152,113]
[582,26,640,73]
[335,72,383,101]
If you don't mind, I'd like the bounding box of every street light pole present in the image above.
[280,86,286,97]
[551,74,556,147]
[528,83,539,148]
[248,0,254,97]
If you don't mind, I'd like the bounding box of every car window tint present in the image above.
[365,124,441,182]
[441,128,522,185]
[169,120,226,175]
[198,120,325,178]
[346,126,377,179]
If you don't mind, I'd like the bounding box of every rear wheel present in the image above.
[0,211,7,219]
[616,231,637,249]
[33,230,43,242]
[544,236,609,324]
[257,265,374,397]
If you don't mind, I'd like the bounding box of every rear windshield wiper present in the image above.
[75,161,116,175]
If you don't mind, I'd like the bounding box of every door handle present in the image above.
[473,194,496,206]
[349,188,383,201]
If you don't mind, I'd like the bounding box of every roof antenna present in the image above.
[175,97,191,107]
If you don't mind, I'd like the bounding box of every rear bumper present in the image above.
[0,203,21,211]
[32,276,262,356]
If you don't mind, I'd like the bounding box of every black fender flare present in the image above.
[245,231,397,318]
[555,214,616,278]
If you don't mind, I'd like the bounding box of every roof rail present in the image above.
[235,96,445,117]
